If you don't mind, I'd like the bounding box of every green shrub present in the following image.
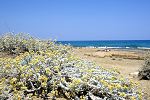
[138,51,150,80]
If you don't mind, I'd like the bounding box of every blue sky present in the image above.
[0,0,150,40]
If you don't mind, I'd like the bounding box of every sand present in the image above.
[73,47,150,99]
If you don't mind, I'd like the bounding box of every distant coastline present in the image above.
[57,40,150,50]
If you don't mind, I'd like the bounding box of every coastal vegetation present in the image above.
[0,33,142,99]
[139,52,150,80]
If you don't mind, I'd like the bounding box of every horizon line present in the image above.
[57,39,150,41]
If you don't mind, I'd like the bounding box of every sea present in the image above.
[57,40,150,49]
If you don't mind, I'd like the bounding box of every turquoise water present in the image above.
[57,40,150,49]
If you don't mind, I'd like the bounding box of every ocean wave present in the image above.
[84,46,150,49]
[137,47,150,49]
[85,46,131,49]
[97,47,122,49]
[85,46,96,48]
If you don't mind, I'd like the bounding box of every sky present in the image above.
[0,0,150,40]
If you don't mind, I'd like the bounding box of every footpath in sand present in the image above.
[73,48,150,99]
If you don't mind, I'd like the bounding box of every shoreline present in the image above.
[73,46,150,50]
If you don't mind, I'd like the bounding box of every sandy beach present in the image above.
[73,47,150,99]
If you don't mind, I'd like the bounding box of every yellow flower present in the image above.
[111,76,117,81]
[20,73,26,78]
[69,78,82,88]
[57,72,61,76]
[41,82,47,87]
[53,66,59,72]
[72,78,82,86]
[100,80,108,86]
[123,85,128,90]
[87,69,94,73]
[108,85,113,90]
[120,92,126,97]
[5,64,11,68]
[131,96,136,100]
[38,75,48,82]
[120,77,124,81]
[61,77,65,82]
[20,65,27,71]
[116,84,121,89]
[17,82,23,86]
[35,67,40,72]
[65,92,70,98]
[33,59,39,64]
[24,52,30,56]
[18,95,21,100]
[10,78,17,85]
[45,67,51,74]
[0,78,5,83]
[138,94,142,100]
[0,85,4,90]
[21,86,27,90]
[74,78,82,84]
[14,93,21,100]
[28,69,33,76]
[51,90,55,95]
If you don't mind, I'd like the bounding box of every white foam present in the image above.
[98,47,122,49]
[125,47,130,49]
[85,46,96,48]
[137,47,150,49]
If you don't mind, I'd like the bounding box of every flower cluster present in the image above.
[0,33,142,100]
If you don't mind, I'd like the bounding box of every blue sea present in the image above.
[57,40,150,49]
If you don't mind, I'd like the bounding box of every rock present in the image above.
[129,72,139,78]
